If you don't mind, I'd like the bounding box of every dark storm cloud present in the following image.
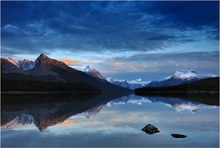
[1,1,219,55]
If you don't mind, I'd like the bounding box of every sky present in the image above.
[1,1,219,81]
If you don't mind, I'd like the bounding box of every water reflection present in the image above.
[1,93,127,131]
[1,93,219,147]
[109,94,216,113]
[1,93,218,131]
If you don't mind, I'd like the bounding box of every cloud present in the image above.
[1,1,218,81]
[58,58,80,65]
[55,120,82,127]
[1,1,219,56]
[92,51,219,80]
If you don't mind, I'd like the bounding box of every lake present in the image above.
[1,93,219,147]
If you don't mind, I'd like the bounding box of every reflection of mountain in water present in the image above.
[1,93,217,131]
[84,105,105,119]
[1,93,128,131]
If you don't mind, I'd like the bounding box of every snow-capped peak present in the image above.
[83,65,106,80]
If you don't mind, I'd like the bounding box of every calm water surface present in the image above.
[1,94,219,147]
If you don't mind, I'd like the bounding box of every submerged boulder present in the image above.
[142,124,160,135]
[171,133,187,138]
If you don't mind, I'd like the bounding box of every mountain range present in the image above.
[1,54,217,92]
[82,66,147,89]
[1,54,130,93]
[82,65,217,89]
[3,57,35,71]
[136,77,219,94]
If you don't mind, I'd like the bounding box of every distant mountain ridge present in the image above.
[83,66,217,89]
[146,70,217,87]
[82,65,145,89]
[107,78,145,89]
[136,77,219,92]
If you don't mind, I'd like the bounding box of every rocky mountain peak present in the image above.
[39,53,48,58]
[35,53,50,62]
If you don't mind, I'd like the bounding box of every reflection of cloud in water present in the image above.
[38,105,218,136]
[45,110,150,135]
[56,120,83,126]
[107,97,152,106]
[56,110,149,126]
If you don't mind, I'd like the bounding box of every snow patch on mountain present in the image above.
[6,57,19,67]
[83,66,106,80]
[18,59,35,71]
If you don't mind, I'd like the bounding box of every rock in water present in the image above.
[171,133,187,138]
[142,124,160,135]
